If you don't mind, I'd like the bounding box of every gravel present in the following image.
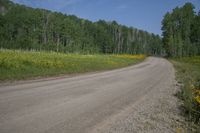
[91,63,188,133]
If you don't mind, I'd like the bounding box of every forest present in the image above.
[162,3,200,57]
[0,0,162,55]
[0,0,199,57]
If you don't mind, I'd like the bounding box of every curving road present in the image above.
[0,57,175,133]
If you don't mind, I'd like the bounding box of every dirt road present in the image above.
[0,57,181,133]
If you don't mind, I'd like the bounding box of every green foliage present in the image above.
[0,49,145,80]
[171,57,200,130]
[162,3,200,57]
[0,0,162,55]
[191,12,200,55]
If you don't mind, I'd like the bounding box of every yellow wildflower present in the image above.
[194,95,200,104]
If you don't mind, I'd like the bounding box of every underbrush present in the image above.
[171,56,200,131]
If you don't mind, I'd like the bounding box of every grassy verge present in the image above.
[171,57,200,130]
[0,49,145,81]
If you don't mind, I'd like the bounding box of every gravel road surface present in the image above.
[0,57,183,133]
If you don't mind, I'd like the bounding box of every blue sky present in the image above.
[11,0,200,35]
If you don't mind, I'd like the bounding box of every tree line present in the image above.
[0,0,163,55]
[162,3,200,57]
[1,0,199,57]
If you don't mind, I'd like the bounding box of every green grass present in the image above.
[171,56,200,131]
[0,49,145,81]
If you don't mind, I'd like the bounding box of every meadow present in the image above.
[171,57,200,128]
[0,50,145,81]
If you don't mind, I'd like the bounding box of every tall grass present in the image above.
[171,56,200,131]
[0,49,145,80]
